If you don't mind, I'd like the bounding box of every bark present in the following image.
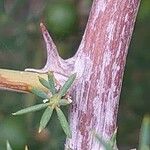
[65,0,141,149]
[0,0,141,149]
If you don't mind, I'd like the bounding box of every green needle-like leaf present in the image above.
[48,72,57,95]
[58,99,72,106]
[6,140,12,150]
[139,115,150,150]
[58,73,76,97]
[38,76,50,89]
[25,145,29,150]
[109,128,117,148]
[93,131,112,150]
[56,107,71,138]
[31,87,49,99]
[39,107,53,133]
[12,103,49,115]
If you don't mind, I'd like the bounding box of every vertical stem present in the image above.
[66,0,141,149]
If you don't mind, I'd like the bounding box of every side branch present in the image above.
[0,24,74,93]
[0,69,48,93]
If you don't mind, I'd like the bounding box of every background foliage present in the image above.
[0,0,149,149]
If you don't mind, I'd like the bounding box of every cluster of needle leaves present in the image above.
[12,72,76,138]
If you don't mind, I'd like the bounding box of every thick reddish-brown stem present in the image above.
[65,0,141,149]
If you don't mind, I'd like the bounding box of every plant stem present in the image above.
[0,69,48,93]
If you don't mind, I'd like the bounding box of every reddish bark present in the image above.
[24,0,141,149]
[64,0,141,149]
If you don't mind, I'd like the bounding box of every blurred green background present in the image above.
[0,0,149,149]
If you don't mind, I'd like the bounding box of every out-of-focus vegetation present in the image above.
[0,0,149,149]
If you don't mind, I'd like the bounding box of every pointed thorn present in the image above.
[38,128,42,133]
[40,22,46,32]
[25,22,64,74]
